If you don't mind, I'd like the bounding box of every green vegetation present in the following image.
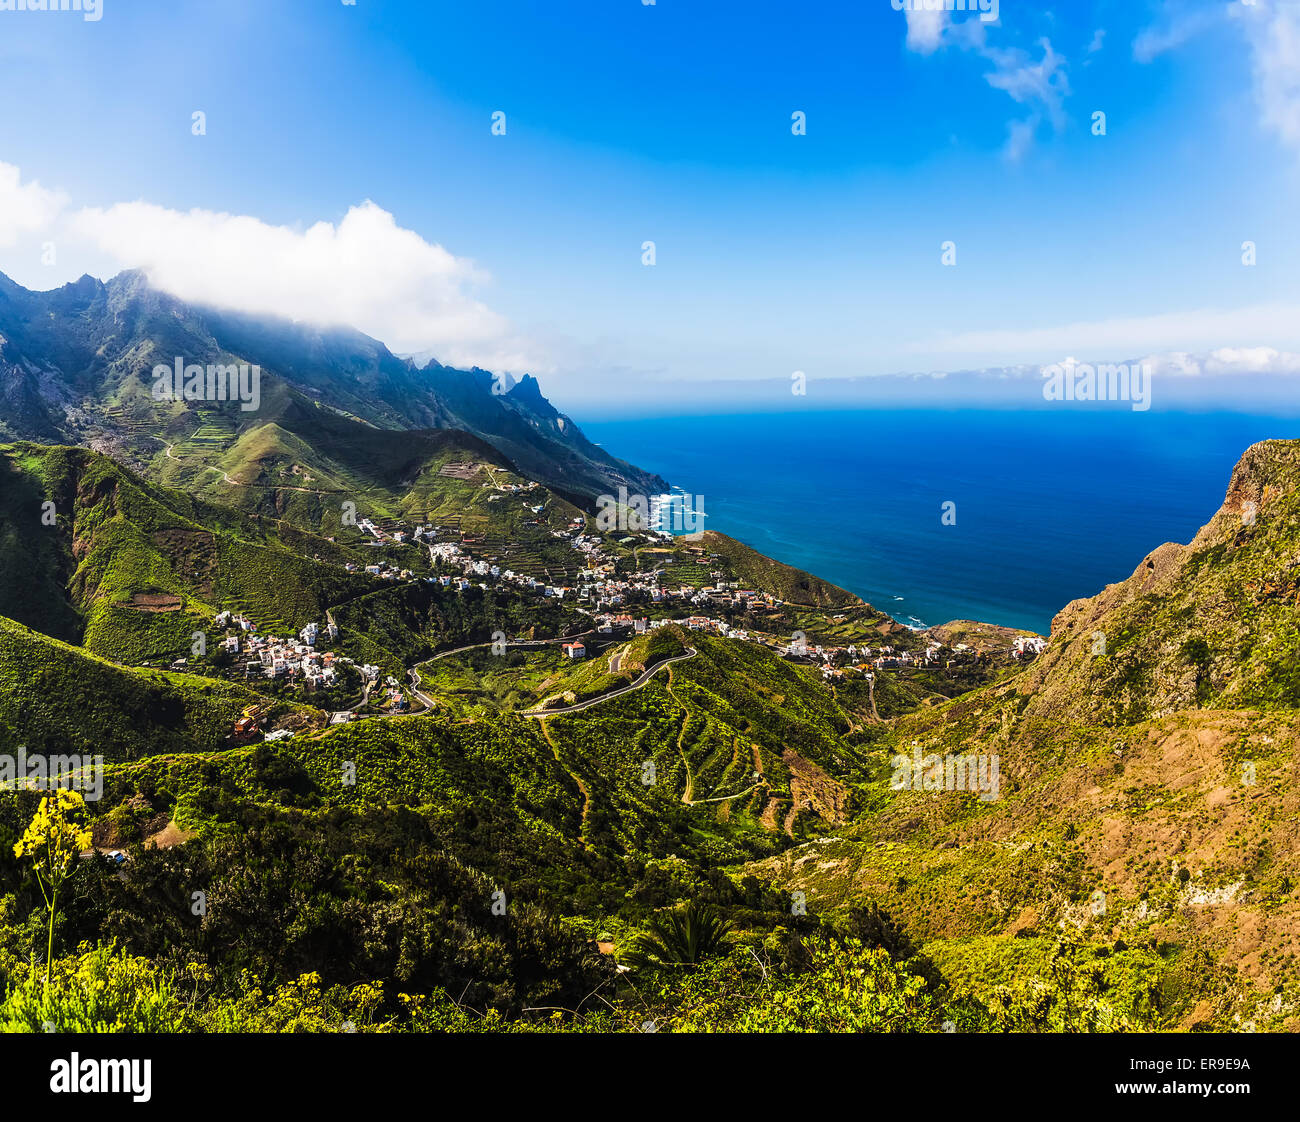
[694,531,860,608]
[622,901,733,968]
[0,394,1298,1031]
[0,616,281,756]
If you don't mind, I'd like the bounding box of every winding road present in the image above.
[522,647,698,718]
[403,631,602,713]
[414,630,599,668]
[686,781,763,807]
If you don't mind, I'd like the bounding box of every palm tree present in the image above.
[623,901,732,968]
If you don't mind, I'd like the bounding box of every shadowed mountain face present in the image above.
[0,270,665,502]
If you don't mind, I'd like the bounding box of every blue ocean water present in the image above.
[579,410,1300,634]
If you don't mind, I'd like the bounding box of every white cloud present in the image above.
[0,161,540,372]
[68,199,539,370]
[910,302,1300,366]
[1136,350,1202,377]
[1200,345,1300,375]
[0,162,66,249]
[1235,0,1300,151]
[902,6,950,55]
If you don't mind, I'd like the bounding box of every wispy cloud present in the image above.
[1002,116,1039,164]
[1234,0,1300,152]
[983,38,1070,159]
[1132,1,1220,63]
[896,9,1069,162]
[983,38,1068,126]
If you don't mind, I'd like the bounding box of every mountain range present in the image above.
[0,268,1296,1033]
[0,270,666,508]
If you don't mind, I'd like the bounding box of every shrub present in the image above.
[0,943,183,1033]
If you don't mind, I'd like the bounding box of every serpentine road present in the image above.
[407,632,604,710]
[412,630,599,673]
[522,647,698,718]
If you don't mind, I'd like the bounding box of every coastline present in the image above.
[583,408,1300,635]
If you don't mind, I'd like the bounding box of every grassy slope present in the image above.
[746,440,1300,1029]
[0,614,286,757]
[695,530,863,608]
[0,442,376,663]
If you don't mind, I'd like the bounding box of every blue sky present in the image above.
[0,0,1297,412]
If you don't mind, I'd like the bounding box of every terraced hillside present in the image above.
[0,443,374,663]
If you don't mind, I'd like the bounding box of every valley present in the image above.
[0,271,1296,1034]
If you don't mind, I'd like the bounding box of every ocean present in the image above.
[579,409,1300,634]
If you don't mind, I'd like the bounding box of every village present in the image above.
[157,477,1054,745]
[153,477,1051,744]
[167,608,415,731]
[331,502,1050,683]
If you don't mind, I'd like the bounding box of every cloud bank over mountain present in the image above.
[0,161,542,375]
[1,157,1297,416]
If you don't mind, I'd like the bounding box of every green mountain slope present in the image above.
[1022,438,1300,723]
[0,614,285,756]
[0,269,666,502]
[696,530,862,608]
[747,440,1300,1029]
[0,442,376,662]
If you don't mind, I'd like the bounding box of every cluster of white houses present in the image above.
[334,503,773,619]
[419,533,790,624]
[210,611,379,691]
[342,558,416,581]
[1012,635,1048,658]
[325,512,1048,678]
